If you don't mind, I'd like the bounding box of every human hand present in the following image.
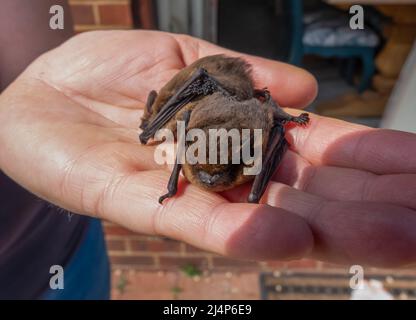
[0,30,414,267]
[0,30,316,261]
[225,111,416,267]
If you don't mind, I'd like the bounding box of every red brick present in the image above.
[71,4,95,25]
[131,239,181,252]
[159,257,209,268]
[184,244,208,254]
[285,259,318,269]
[106,239,126,251]
[98,4,132,26]
[104,225,136,236]
[212,257,258,268]
[320,262,347,270]
[138,0,156,29]
[264,260,287,269]
[110,255,155,266]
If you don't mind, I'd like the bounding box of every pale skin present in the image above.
[0,30,415,268]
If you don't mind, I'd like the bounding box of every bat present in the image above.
[139,54,310,204]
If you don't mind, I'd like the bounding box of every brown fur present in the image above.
[182,93,274,191]
[140,55,275,192]
[140,54,254,131]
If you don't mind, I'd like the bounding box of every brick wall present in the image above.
[69,0,133,32]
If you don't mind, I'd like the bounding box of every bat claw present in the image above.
[158,194,170,204]
[293,113,310,126]
[139,132,149,145]
[247,193,260,204]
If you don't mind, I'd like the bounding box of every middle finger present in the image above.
[273,150,416,210]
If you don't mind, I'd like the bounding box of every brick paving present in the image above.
[111,270,260,300]
[103,222,416,300]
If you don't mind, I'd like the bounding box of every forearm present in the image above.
[0,77,42,177]
[0,74,64,198]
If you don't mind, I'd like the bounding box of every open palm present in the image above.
[0,30,415,267]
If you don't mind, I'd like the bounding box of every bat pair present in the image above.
[139,55,309,204]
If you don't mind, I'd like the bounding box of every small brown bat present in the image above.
[139,54,309,204]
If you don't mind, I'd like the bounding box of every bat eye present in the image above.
[198,171,222,186]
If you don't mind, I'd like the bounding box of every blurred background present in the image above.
[19,0,416,299]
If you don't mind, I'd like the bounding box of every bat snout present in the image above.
[198,171,222,186]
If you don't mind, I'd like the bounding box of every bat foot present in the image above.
[158,194,169,204]
[159,192,176,204]
[293,113,310,126]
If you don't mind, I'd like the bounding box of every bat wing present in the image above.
[139,68,229,144]
[248,124,288,203]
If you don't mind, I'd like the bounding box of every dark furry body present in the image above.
[140,54,309,203]
[140,54,255,133]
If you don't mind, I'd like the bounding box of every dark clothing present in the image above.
[42,218,110,300]
[0,172,88,299]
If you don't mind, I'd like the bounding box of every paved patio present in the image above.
[111,270,259,300]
